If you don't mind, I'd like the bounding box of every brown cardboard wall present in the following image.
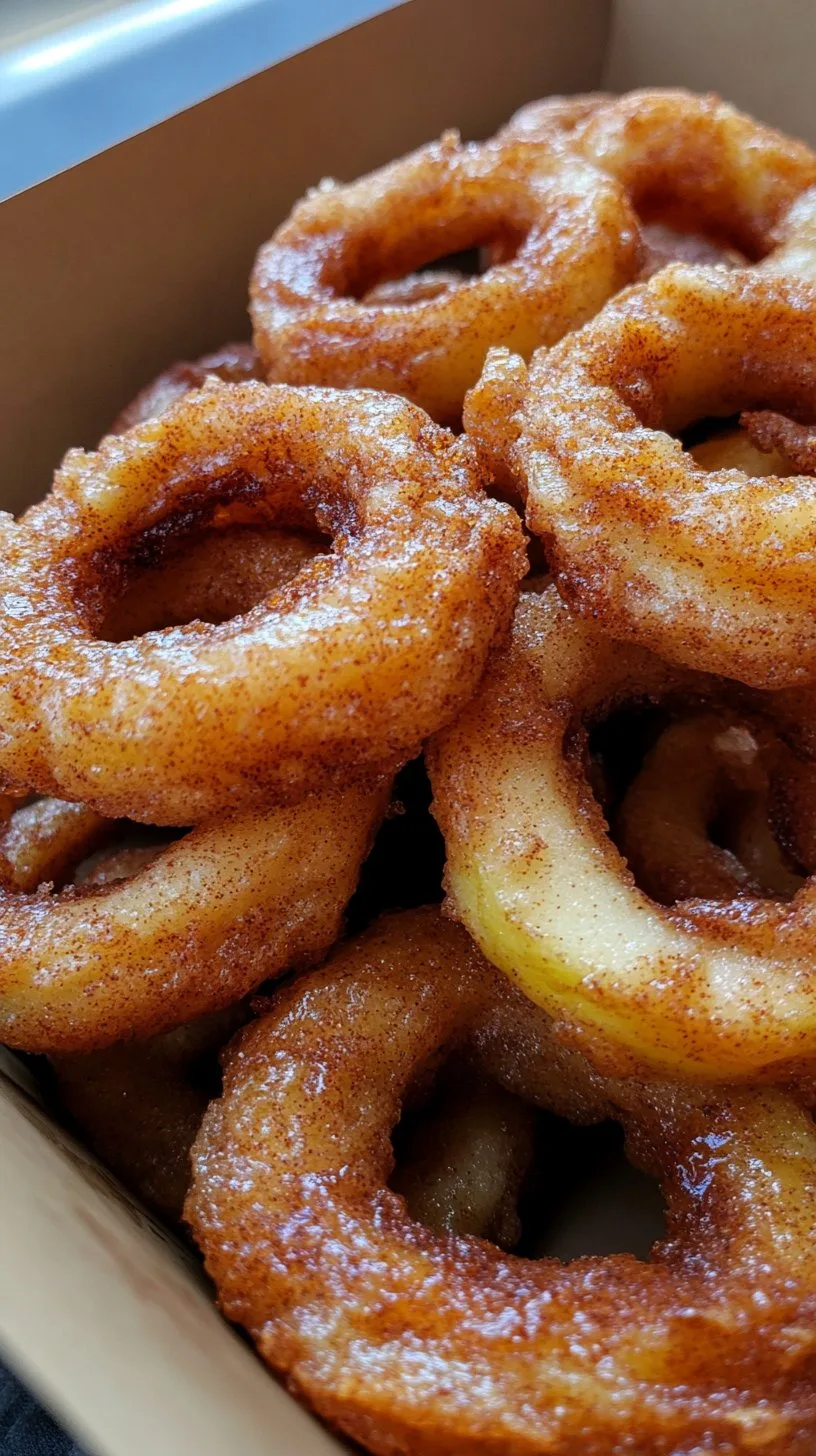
[606,0,816,143]
[0,1082,340,1456]
[0,0,609,514]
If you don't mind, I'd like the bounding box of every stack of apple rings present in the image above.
[3,85,816,1456]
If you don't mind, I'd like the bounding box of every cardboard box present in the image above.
[1,1,814,1451]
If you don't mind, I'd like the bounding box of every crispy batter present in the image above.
[0,796,108,892]
[105,344,324,639]
[506,88,816,262]
[186,908,816,1456]
[250,130,641,424]
[52,838,248,1221]
[0,776,388,1053]
[615,710,809,903]
[467,265,816,686]
[0,380,523,823]
[0,450,390,1055]
[743,409,816,474]
[428,585,816,1081]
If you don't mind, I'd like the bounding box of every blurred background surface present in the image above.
[0,0,402,199]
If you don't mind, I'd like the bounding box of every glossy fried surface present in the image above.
[470,265,816,686]
[0,380,523,823]
[251,130,641,424]
[53,822,247,1218]
[506,87,816,263]
[428,586,816,1080]
[186,908,816,1456]
[0,778,388,1053]
[0,796,108,893]
[106,348,323,640]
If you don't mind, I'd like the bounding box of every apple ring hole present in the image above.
[390,1050,666,1261]
[587,704,808,905]
[346,757,445,933]
[356,239,522,306]
[97,507,330,643]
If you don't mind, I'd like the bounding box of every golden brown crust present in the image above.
[428,586,816,1081]
[742,410,816,473]
[615,711,808,903]
[250,130,642,424]
[185,908,816,1456]
[0,778,389,1053]
[0,796,109,893]
[505,88,816,265]
[478,265,816,686]
[0,380,524,823]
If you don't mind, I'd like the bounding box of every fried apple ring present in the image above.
[106,345,324,640]
[0,380,523,823]
[428,585,816,1081]
[742,409,816,474]
[469,265,816,686]
[111,341,261,433]
[53,837,249,1221]
[186,908,816,1456]
[250,131,641,425]
[0,796,108,892]
[0,775,388,1054]
[53,992,247,1221]
[105,350,324,639]
[615,711,809,904]
[506,88,816,265]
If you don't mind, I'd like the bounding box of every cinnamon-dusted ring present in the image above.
[186,908,816,1456]
[742,409,816,474]
[473,265,816,686]
[250,131,641,425]
[106,347,324,639]
[54,810,249,1221]
[0,796,108,892]
[111,341,261,433]
[506,88,816,262]
[0,380,523,823]
[0,778,388,1054]
[615,711,810,904]
[106,344,323,641]
[429,586,816,1081]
